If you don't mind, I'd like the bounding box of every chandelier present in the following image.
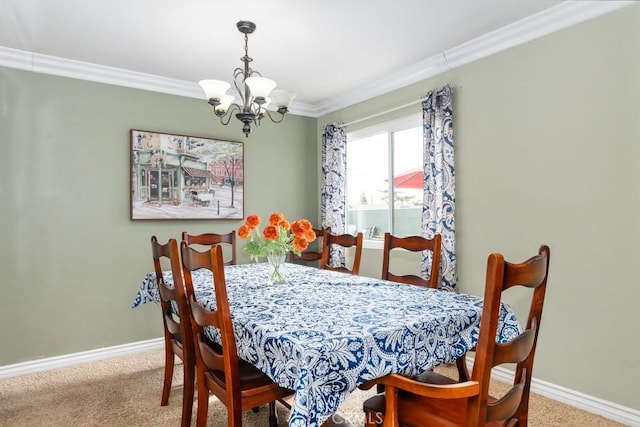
[199,21,296,137]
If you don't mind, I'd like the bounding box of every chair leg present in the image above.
[268,401,278,427]
[228,401,243,426]
[195,373,209,427]
[161,349,174,406]
[181,360,195,427]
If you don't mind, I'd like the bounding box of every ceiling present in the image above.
[0,1,632,116]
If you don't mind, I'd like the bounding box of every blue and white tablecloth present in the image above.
[133,262,520,427]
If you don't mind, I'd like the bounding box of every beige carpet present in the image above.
[0,349,625,426]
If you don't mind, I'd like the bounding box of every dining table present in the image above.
[132,262,521,427]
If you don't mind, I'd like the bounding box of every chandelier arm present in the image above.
[262,109,286,124]
[218,104,241,125]
[233,68,249,108]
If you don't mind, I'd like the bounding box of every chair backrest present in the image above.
[289,227,330,264]
[381,232,442,288]
[363,245,550,427]
[470,244,550,425]
[150,236,194,361]
[181,231,237,266]
[319,232,363,275]
[180,243,243,403]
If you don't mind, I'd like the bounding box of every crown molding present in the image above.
[443,0,635,69]
[0,1,634,119]
[0,46,317,117]
[312,0,635,116]
[0,46,204,97]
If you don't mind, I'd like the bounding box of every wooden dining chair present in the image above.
[150,236,195,427]
[381,232,442,288]
[181,242,293,427]
[288,227,330,265]
[360,245,551,427]
[320,231,364,275]
[182,230,237,265]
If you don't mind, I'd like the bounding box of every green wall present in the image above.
[319,4,640,412]
[2,3,639,416]
[0,68,317,364]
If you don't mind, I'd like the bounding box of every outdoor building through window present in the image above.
[346,115,423,243]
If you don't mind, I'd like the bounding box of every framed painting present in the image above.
[130,129,244,220]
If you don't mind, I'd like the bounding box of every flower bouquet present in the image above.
[238,212,316,283]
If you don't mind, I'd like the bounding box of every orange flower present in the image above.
[290,220,305,236]
[269,212,285,226]
[292,235,309,252]
[304,229,317,242]
[298,219,313,231]
[246,214,261,229]
[238,212,317,261]
[263,224,280,241]
[238,224,251,239]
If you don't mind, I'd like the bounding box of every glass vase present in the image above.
[267,253,287,284]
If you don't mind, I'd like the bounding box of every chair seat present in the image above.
[201,339,270,387]
[208,358,284,393]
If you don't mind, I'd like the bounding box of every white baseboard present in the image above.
[1,340,638,426]
[0,338,163,380]
[488,363,640,426]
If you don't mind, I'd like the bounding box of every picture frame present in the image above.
[130,129,244,220]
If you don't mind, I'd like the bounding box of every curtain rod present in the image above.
[343,98,423,128]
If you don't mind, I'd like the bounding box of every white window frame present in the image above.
[347,113,422,249]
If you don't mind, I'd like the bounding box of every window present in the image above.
[347,115,423,245]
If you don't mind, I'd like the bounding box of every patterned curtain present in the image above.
[422,84,457,291]
[321,123,347,267]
